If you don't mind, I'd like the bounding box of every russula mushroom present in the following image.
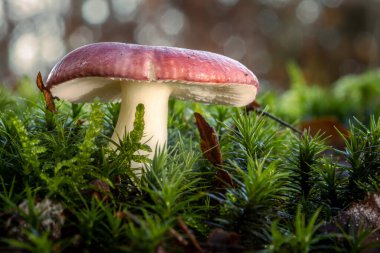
[46,42,259,165]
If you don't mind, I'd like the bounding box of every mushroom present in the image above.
[46,42,259,166]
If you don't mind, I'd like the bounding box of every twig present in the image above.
[169,228,189,247]
[178,217,204,252]
[245,101,302,135]
[114,210,142,226]
[256,108,303,135]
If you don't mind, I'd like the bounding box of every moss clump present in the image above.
[1,69,380,252]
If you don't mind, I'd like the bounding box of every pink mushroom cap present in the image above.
[46,42,259,106]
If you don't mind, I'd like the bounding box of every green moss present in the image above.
[1,69,380,252]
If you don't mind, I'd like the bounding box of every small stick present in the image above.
[169,228,189,247]
[257,108,303,135]
[246,101,303,135]
[114,210,142,226]
[178,217,203,252]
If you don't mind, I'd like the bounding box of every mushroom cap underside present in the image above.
[49,77,257,106]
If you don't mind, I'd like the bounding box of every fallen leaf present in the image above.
[36,72,57,113]
[194,112,223,166]
[245,100,261,113]
[194,113,234,190]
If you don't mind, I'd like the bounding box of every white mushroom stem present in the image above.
[111,82,173,161]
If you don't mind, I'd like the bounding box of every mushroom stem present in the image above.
[111,82,173,160]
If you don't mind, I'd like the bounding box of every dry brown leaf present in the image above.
[194,112,223,166]
[194,113,234,190]
[245,100,261,113]
[36,72,57,113]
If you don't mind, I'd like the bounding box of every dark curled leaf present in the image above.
[244,100,261,113]
[194,112,223,166]
[194,112,234,190]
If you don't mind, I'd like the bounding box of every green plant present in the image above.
[266,206,326,253]
[3,231,56,253]
[338,226,380,253]
[1,69,380,252]
[214,156,290,247]
[285,131,327,200]
[226,111,282,164]
[313,159,346,214]
[340,116,380,202]
[141,145,204,220]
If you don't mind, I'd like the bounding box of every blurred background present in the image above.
[0,0,379,90]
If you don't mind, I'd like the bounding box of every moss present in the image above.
[1,69,380,252]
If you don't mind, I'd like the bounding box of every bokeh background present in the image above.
[0,0,379,90]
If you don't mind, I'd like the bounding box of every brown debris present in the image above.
[36,72,58,113]
[244,100,261,113]
[89,179,111,202]
[194,112,234,190]
[4,199,65,240]
[194,112,223,167]
[169,227,189,247]
[168,217,204,253]
[338,190,380,229]
[178,217,204,252]
[205,228,243,253]
[155,245,167,253]
[333,190,380,250]
[114,210,142,226]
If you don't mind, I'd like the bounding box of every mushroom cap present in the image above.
[46,42,259,106]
